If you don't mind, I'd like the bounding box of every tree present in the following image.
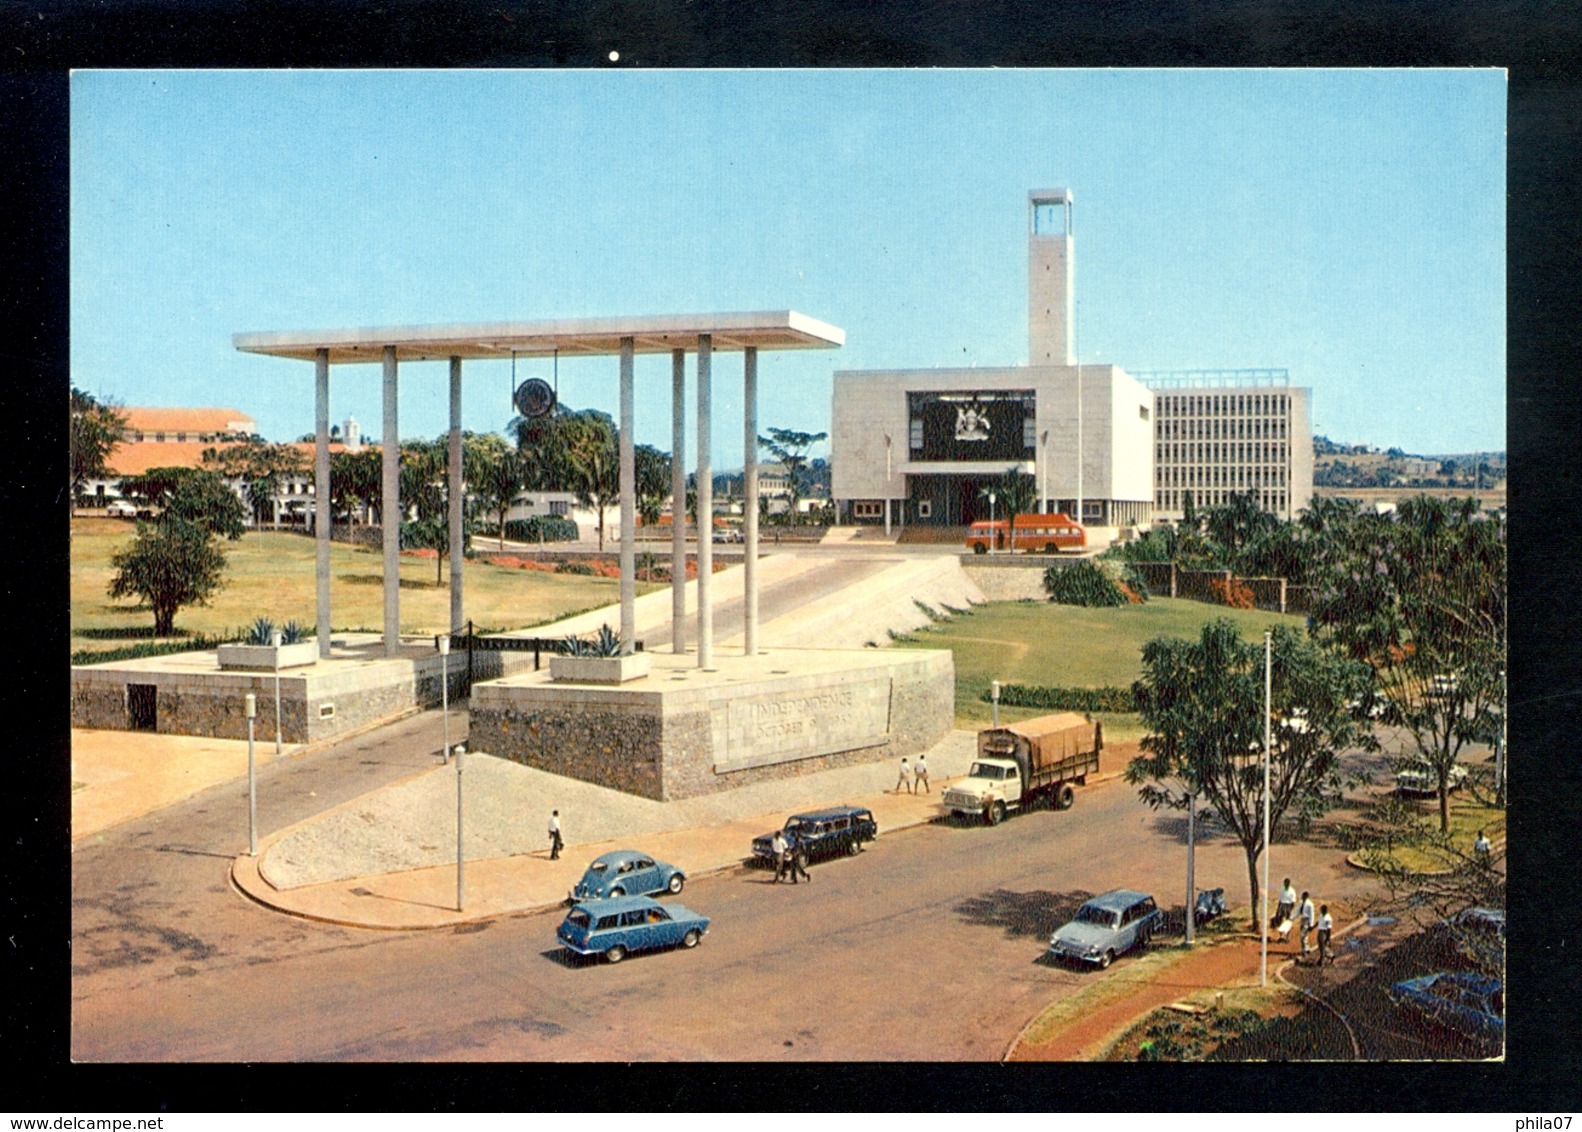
[202,438,309,529]
[990,465,1037,529]
[108,521,229,636]
[70,388,128,509]
[634,444,672,526]
[116,467,247,540]
[1305,496,1506,832]
[473,442,529,550]
[757,427,827,512]
[106,470,244,635]
[516,407,619,550]
[1127,620,1373,926]
[330,448,383,526]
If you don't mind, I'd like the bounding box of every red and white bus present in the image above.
[965,512,1086,554]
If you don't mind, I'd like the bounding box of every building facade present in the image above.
[832,189,1156,533]
[1139,370,1313,521]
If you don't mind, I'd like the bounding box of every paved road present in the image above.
[71,721,1380,1061]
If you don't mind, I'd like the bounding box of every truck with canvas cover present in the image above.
[941,712,1102,825]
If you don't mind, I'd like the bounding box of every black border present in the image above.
[6,0,1580,1114]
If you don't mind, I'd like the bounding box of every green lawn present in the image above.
[71,518,655,658]
[893,597,1306,737]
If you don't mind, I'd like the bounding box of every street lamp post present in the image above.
[1185,783,1196,946]
[1039,430,1049,515]
[1261,629,1272,987]
[271,629,283,756]
[988,491,997,555]
[439,634,451,765]
[991,679,1001,728]
[454,742,466,912]
[245,692,258,857]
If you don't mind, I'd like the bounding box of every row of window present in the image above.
[1156,489,1288,511]
[1156,393,1289,418]
[130,431,249,444]
[1160,465,1286,489]
[1155,442,1289,465]
[1157,418,1288,441]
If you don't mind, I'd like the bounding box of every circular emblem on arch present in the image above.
[514,378,556,419]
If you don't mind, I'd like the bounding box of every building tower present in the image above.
[1028,188,1075,366]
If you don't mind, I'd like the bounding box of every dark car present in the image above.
[751,805,877,867]
[1389,971,1503,1045]
[1048,889,1164,969]
[556,894,710,964]
[568,850,685,903]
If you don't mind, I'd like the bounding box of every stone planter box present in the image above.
[549,652,652,685]
[217,641,320,671]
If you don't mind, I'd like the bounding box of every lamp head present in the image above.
[245,693,257,718]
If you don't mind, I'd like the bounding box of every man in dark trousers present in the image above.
[548,809,563,860]
[786,832,811,884]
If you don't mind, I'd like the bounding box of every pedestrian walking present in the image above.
[788,840,811,884]
[771,829,789,883]
[896,757,913,794]
[1274,877,1296,928]
[1298,891,1316,959]
[1473,829,1492,864]
[914,753,930,793]
[1316,904,1334,966]
[548,809,563,860]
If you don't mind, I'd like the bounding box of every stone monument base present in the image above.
[467,646,954,801]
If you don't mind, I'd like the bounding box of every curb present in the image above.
[229,783,959,931]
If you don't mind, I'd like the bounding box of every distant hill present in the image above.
[1312,436,1504,490]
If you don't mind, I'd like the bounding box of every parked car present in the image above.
[1388,971,1503,1044]
[1446,906,1506,969]
[1048,889,1164,969]
[1395,761,1469,796]
[556,894,710,964]
[751,805,877,867]
[712,527,744,543]
[568,850,686,903]
[105,499,139,518]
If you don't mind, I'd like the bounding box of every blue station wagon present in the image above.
[1048,889,1164,969]
[557,895,710,964]
[568,850,686,903]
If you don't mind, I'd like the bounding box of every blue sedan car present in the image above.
[1389,971,1504,1045]
[568,850,686,903]
[557,895,710,964]
[1048,889,1164,969]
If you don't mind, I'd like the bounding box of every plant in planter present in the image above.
[219,615,318,670]
[551,623,650,684]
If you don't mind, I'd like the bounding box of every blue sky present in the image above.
[71,69,1505,459]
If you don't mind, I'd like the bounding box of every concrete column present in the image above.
[314,349,332,659]
[695,334,713,669]
[742,346,759,656]
[618,337,636,655]
[448,356,464,636]
[670,349,687,653]
[381,345,400,657]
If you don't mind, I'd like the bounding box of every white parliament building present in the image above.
[831,189,1312,536]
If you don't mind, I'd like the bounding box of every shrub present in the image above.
[1207,576,1256,609]
[555,561,596,576]
[503,516,579,543]
[246,617,276,645]
[562,623,623,657]
[986,683,1138,713]
[1045,560,1127,607]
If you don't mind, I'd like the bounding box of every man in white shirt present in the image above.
[771,829,789,883]
[896,757,913,794]
[1316,905,1334,965]
[1275,878,1297,932]
[1298,891,1317,957]
[914,753,930,793]
[548,809,563,860]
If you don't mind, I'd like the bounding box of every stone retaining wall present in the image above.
[962,563,1049,602]
[469,649,954,802]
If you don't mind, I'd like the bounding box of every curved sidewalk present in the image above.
[231,729,1032,930]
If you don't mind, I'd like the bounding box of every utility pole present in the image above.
[1261,630,1272,987]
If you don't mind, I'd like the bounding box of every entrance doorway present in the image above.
[128,684,157,731]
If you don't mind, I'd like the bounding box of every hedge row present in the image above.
[985,682,1139,713]
[502,516,580,543]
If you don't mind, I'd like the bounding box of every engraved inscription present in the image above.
[719,678,892,771]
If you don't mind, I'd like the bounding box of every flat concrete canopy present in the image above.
[234,311,845,364]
